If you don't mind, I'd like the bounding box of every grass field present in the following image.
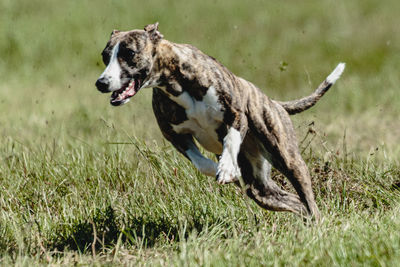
[1,0,400,265]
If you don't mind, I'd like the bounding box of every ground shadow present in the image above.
[51,205,216,252]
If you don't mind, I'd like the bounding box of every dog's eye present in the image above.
[102,51,110,65]
[118,47,135,60]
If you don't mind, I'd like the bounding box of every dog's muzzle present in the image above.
[95,76,143,106]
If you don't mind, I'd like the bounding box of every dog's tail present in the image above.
[276,63,346,115]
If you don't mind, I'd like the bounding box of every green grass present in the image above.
[1,0,400,265]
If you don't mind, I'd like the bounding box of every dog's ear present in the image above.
[111,29,120,36]
[144,22,163,42]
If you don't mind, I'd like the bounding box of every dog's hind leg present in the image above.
[237,134,308,215]
[247,98,320,220]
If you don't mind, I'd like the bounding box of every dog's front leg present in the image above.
[216,126,245,184]
[163,132,217,177]
[185,141,217,176]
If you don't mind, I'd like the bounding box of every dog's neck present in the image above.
[147,39,229,100]
[154,40,193,76]
[141,39,177,90]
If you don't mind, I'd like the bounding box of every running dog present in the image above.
[95,23,345,220]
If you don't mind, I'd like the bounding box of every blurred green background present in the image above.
[0,0,399,158]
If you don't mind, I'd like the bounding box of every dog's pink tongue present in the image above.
[114,80,137,101]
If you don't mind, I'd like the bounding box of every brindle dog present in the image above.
[95,23,345,220]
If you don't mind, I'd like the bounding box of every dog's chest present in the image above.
[170,86,224,154]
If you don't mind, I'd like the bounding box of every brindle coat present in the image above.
[96,23,345,220]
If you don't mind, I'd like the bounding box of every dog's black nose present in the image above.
[95,77,110,93]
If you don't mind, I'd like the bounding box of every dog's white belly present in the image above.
[170,86,224,154]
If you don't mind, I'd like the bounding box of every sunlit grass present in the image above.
[0,0,399,265]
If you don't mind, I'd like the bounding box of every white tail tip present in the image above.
[326,62,346,84]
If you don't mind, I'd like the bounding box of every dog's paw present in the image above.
[216,159,240,185]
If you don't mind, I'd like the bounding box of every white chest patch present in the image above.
[170,86,224,154]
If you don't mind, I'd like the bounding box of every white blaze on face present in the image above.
[99,42,122,91]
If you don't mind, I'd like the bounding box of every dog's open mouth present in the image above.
[110,79,141,106]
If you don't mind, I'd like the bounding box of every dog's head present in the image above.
[95,23,163,106]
